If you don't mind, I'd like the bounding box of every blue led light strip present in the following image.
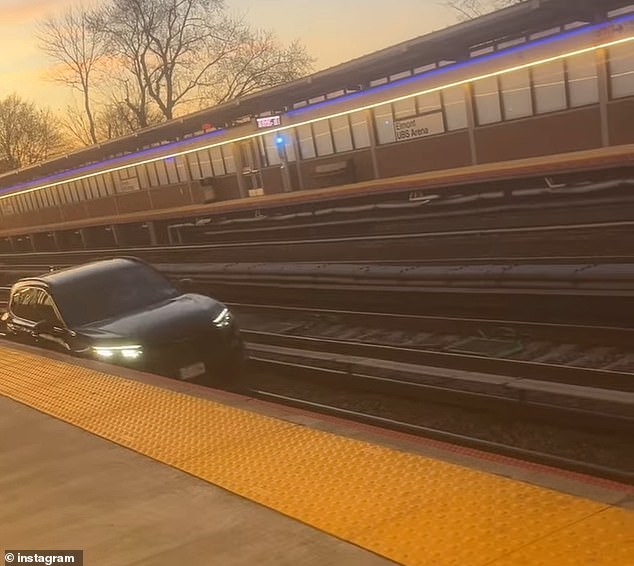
[1,12,633,201]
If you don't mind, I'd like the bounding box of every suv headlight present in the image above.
[212,307,232,328]
[92,344,143,360]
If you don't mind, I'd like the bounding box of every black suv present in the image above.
[0,257,245,385]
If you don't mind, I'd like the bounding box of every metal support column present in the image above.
[366,109,380,179]
[464,83,479,166]
[597,48,611,148]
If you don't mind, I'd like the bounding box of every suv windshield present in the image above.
[52,261,180,327]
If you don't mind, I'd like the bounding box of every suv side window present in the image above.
[10,288,40,321]
[11,287,62,324]
[34,291,63,325]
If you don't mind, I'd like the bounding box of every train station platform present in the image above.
[1,341,633,566]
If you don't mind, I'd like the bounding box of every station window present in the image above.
[414,63,436,74]
[442,86,468,130]
[210,146,226,176]
[70,181,83,201]
[566,52,599,107]
[87,176,99,199]
[390,71,411,82]
[66,182,78,201]
[222,145,236,174]
[609,43,634,99]
[83,179,95,199]
[163,158,179,184]
[31,192,41,210]
[59,184,69,204]
[532,59,567,114]
[197,150,214,178]
[141,164,155,187]
[69,182,81,201]
[501,68,533,120]
[18,194,27,212]
[37,191,47,209]
[95,175,108,197]
[416,92,442,114]
[154,161,169,185]
[135,165,150,189]
[0,198,14,215]
[297,124,316,159]
[393,97,416,119]
[24,193,34,211]
[350,111,371,149]
[330,115,354,153]
[312,119,334,156]
[83,178,96,199]
[46,188,59,206]
[79,179,91,200]
[373,103,396,144]
[529,27,561,40]
[473,76,502,125]
[263,133,281,166]
[45,191,54,208]
[187,153,203,179]
[175,156,189,182]
[285,134,296,162]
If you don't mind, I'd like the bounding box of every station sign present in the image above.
[394,112,445,142]
[256,115,282,128]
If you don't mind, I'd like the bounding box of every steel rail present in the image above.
[2,218,634,259]
[250,388,633,485]
[229,302,634,347]
[243,330,634,391]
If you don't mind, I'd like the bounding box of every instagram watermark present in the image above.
[4,551,82,566]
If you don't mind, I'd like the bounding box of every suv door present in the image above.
[8,287,41,337]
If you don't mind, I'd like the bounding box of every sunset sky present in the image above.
[0,0,456,114]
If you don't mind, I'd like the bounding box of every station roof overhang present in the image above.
[0,0,630,189]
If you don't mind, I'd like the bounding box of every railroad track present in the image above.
[229,302,634,349]
[242,332,633,484]
[4,217,634,264]
[0,322,629,482]
[247,389,632,485]
[5,262,634,326]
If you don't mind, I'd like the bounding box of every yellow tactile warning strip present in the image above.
[1,344,632,566]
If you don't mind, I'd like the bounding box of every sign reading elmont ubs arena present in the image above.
[394,112,444,141]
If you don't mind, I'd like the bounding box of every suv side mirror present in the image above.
[32,320,55,335]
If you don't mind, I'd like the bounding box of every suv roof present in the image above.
[18,257,148,291]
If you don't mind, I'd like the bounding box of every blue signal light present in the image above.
[276,136,285,145]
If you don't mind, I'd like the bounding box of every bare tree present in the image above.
[211,32,313,104]
[97,0,240,120]
[445,0,522,20]
[97,101,163,140]
[97,0,313,120]
[0,94,64,172]
[60,102,98,147]
[38,0,313,140]
[38,5,108,144]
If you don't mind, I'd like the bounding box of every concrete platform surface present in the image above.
[0,396,395,566]
[1,341,633,566]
